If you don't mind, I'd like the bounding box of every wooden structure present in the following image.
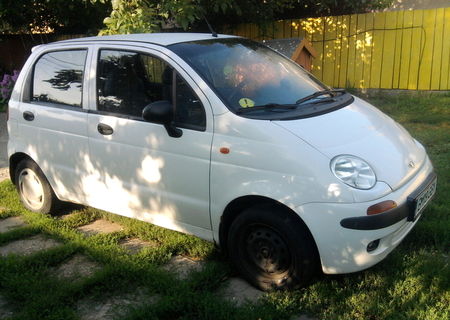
[262,38,317,71]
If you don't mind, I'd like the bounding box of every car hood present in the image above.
[273,96,426,190]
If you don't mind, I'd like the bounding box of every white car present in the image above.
[7,33,436,290]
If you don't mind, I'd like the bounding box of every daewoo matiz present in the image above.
[7,33,436,290]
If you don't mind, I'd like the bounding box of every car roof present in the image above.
[54,33,239,47]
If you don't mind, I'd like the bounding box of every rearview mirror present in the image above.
[142,101,182,138]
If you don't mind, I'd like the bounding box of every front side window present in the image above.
[97,50,206,130]
[32,50,87,107]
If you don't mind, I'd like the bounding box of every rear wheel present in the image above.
[227,204,318,291]
[15,159,59,214]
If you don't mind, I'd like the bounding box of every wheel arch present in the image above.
[9,152,34,184]
[219,195,319,257]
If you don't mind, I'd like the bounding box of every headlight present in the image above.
[331,155,376,189]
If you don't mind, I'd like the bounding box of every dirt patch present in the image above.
[0,234,62,257]
[221,277,263,306]
[162,255,204,280]
[53,254,102,280]
[0,295,14,319]
[76,288,157,320]
[0,216,27,233]
[120,237,158,254]
[0,168,8,183]
[77,219,124,236]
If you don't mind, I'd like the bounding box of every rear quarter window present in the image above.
[32,50,87,108]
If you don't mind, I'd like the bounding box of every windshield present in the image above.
[169,38,329,111]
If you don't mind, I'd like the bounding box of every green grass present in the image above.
[0,92,449,320]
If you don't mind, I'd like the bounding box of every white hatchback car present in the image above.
[7,33,436,290]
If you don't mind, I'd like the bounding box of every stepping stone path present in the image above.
[76,288,157,320]
[0,168,8,183]
[0,295,14,319]
[53,254,102,280]
[221,277,264,305]
[163,255,204,279]
[0,211,280,317]
[120,237,157,254]
[0,216,27,233]
[0,234,61,257]
[77,219,124,236]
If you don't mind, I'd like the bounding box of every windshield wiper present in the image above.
[295,89,346,105]
[236,103,297,114]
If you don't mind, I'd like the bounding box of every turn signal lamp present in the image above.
[367,200,397,215]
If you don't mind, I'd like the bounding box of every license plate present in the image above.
[407,174,437,221]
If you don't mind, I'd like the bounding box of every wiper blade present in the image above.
[236,103,297,114]
[295,89,346,105]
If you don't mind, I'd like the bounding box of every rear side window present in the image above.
[32,50,87,108]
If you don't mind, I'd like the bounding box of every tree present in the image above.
[91,0,393,35]
[0,0,110,34]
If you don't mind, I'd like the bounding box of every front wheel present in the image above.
[15,159,59,214]
[227,204,319,291]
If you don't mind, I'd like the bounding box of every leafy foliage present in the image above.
[0,70,19,103]
[0,0,110,34]
[91,0,393,35]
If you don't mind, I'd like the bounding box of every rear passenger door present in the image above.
[18,47,92,203]
[86,47,214,238]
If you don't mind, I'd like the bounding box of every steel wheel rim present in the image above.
[244,224,291,276]
[18,168,44,210]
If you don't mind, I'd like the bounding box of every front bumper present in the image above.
[296,156,435,274]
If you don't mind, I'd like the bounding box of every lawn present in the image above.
[0,92,449,320]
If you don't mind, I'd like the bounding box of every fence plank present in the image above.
[418,9,435,90]
[380,11,397,88]
[354,13,366,89]
[398,10,414,89]
[370,12,386,88]
[338,15,350,88]
[362,12,374,90]
[322,16,338,86]
[392,11,403,89]
[408,10,424,89]
[333,15,344,87]
[442,8,450,90]
[431,8,445,90]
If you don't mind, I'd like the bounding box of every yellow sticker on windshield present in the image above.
[223,65,233,76]
[239,98,255,108]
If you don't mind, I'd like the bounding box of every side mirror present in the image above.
[142,101,182,138]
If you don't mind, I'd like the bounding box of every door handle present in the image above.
[97,123,114,135]
[23,111,35,121]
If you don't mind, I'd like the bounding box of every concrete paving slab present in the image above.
[221,277,263,306]
[77,219,124,236]
[0,168,8,183]
[0,216,27,233]
[53,254,102,280]
[76,288,157,320]
[120,237,158,254]
[0,234,61,256]
[0,294,14,319]
[162,255,204,280]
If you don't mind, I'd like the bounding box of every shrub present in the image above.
[0,70,19,104]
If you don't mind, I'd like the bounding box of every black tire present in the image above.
[15,159,59,214]
[227,204,319,291]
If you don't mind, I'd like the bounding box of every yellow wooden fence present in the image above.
[226,7,450,90]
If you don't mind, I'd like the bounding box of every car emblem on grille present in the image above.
[408,161,415,168]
